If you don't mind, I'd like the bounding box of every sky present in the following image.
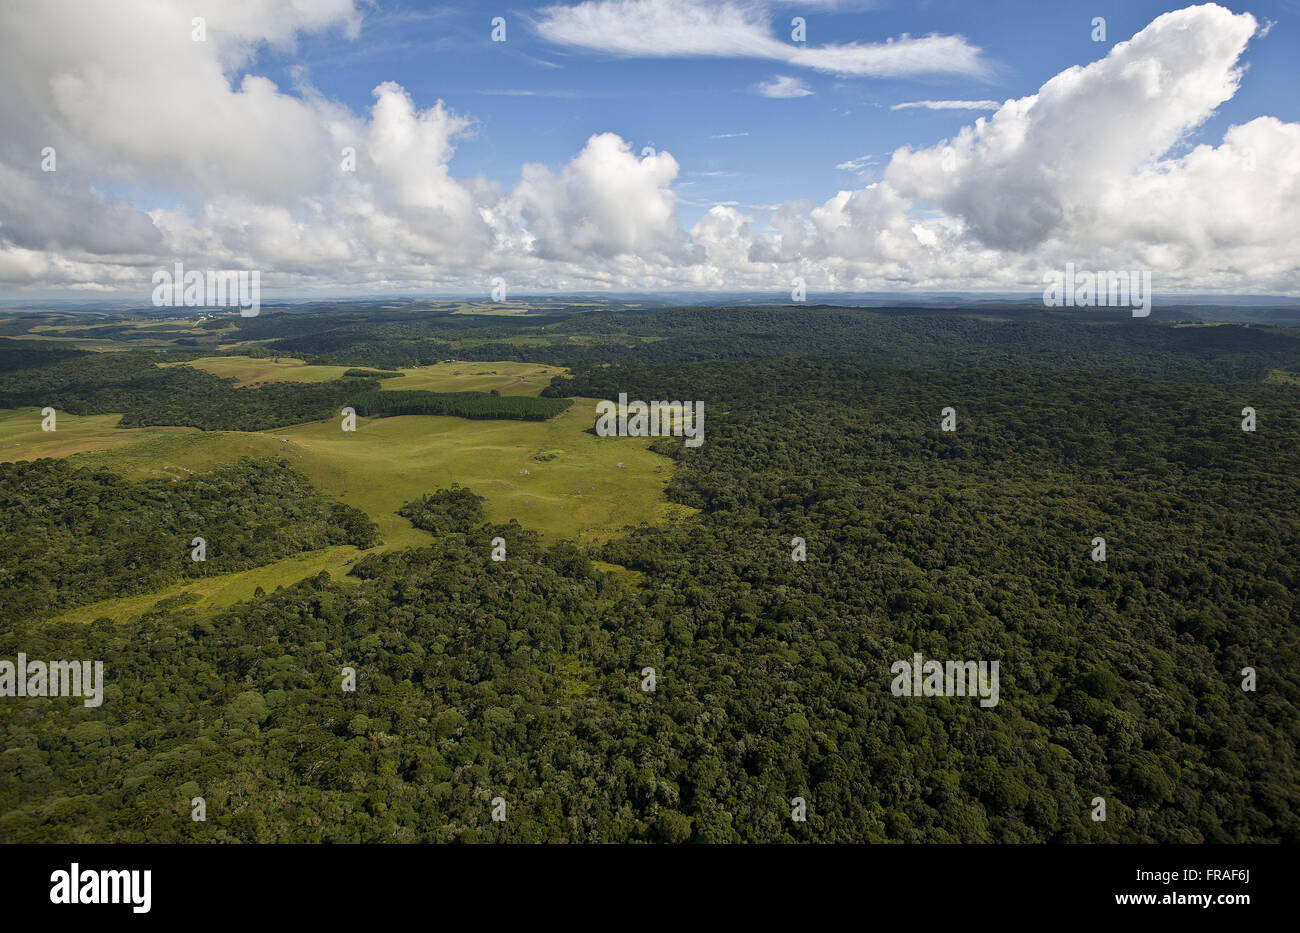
[0,0,1298,299]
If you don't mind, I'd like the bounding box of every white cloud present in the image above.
[0,1,1297,297]
[506,133,693,263]
[788,33,989,78]
[890,100,1001,111]
[836,156,878,172]
[756,75,813,98]
[678,3,1300,293]
[534,0,990,78]
[791,2,1300,291]
[884,3,1269,254]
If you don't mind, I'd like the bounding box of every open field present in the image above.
[0,359,686,623]
[0,407,198,461]
[371,360,563,395]
[0,413,293,479]
[1265,368,1300,385]
[48,545,363,625]
[173,355,563,395]
[448,302,541,315]
[1,333,178,351]
[265,398,680,548]
[2,316,232,350]
[28,318,203,333]
[159,355,357,386]
[43,400,678,623]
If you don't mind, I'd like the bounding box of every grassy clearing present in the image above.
[61,430,305,481]
[265,398,678,549]
[6,317,221,350]
[5,359,690,623]
[49,401,680,622]
[591,559,647,589]
[174,355,563,397]
[449,302,541,315]
[1,334,163,351]
[0,408,196,462]
[30,318,199,332]
[48,546,365,625]
[378,360,562,396]
[159,356,356,386]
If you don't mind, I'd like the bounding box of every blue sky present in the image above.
[2,1,1297,297]
[255,0,1300,229]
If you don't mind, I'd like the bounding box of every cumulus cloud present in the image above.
[507,133,693,263]
[699,3,1299,293]
[0,1,1296,297]
[882,3,1284,266]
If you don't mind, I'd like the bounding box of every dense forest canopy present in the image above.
[0,351,378,431]
[350,390,572,420]
[0,303,1296,842]
[0,458,379,629]
[0,343,573,431]
[223,304,1300,381]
